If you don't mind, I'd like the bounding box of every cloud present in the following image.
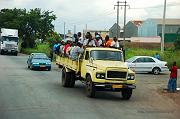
[0,0,179,33]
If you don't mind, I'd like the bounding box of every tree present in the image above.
[0,8,56,48]
[174,28,180,50]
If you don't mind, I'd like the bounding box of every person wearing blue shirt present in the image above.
[154,52,160,60]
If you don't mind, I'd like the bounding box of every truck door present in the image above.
[81,51,90,79]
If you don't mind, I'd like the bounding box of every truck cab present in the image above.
[0,28,19,56]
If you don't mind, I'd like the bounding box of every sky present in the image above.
[0,0,180,34]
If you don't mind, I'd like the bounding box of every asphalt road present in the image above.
[0,55,179,119]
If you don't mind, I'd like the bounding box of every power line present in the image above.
[130,2,180,9]
[114,0,130,48]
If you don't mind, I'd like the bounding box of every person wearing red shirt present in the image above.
[168,61,178,92]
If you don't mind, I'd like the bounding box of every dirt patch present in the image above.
[157,88,180,106]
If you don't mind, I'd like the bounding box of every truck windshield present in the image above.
[1,36,18,42]
[90,50,123,61]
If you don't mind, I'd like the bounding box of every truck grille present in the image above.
[5,44,15,48]
[107,71,127,79]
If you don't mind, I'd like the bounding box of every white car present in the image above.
[126,56,169,75]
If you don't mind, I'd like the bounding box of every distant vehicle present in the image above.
[0,28,19,56]
[126,56,169,75]
[27,53,51,71]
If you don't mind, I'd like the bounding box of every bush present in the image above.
[21,44,50,56]
[174,38,180,49]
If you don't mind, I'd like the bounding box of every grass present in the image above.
[21,44,50,56]
[21,44,180,68]
[125,48,180,68]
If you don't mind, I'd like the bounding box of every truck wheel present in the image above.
[0,51,3,55]
[121,89,132,100]
[62,68,71,87]
[14,53,18,56]
[69,72,75,87]
[86,75,96,98]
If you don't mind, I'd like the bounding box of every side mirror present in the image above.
[90,57,93,63]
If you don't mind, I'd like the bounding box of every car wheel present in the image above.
[86,75,96,98]
[152,67,160,75]
[28,65,30,69]
[121,89,132,100]
[30,65,33,70]
[48,67,51,71]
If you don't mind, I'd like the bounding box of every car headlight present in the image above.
[96,73,105,79]
[127,74,135,80]
[32,62,39,65]
[46,62,51,65]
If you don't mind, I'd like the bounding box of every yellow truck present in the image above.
[56,47,136,99]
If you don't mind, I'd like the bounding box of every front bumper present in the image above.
[32,64,51,69]
[1,49,18,54]
[161,67,169,72]
[93,83,136,91]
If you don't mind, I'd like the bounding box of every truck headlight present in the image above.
[127,75,135,80]
[96,73,105,79]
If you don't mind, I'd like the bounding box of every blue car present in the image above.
[27,53,51,71]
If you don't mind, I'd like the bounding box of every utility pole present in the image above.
[74,25,76,34]
[64,22,66,40]
[114,1,129,49]
[114,1,120,39]
[85,24,88,33]
[161,0,167,53]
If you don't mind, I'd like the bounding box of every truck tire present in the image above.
[121,89,132,100]
[14,52,18,56]
[69,72,75,87]
[0,51,3,55]
[86,75,96,98]
[62,68,71,87]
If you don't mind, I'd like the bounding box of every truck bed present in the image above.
[56,55,81,73]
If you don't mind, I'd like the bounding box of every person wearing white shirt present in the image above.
[77,32,83,44]
[95,35,102,47]
[111,37,119,49]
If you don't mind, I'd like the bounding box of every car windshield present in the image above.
[33,55,49,60]
[90,50,123,61]
[126,57,137,63]
[1,36,18,42]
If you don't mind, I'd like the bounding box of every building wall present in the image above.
[138,19,157,37]
[157,25,180,35]
[125,22,138,37]
[109,23,121,38]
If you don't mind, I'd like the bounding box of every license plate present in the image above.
[40,65,45,67]
[112,84,123,89]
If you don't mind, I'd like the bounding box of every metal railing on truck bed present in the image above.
[56,55,81,74]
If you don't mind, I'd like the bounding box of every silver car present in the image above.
[126,56,169,75]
